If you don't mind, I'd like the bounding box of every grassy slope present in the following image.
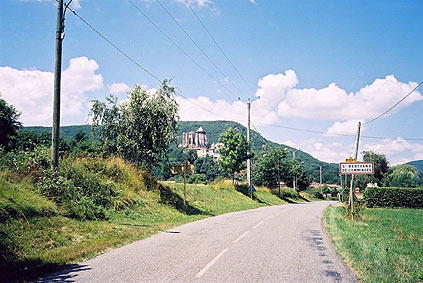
[1,167,286,282]
[324,206,423,283]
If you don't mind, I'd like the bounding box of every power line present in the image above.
[68,5,423,143]
[363,81,423,125]
[183,0,256,93]
[156,0,247,98]
[68,6,162,84]
[127,0,239,99]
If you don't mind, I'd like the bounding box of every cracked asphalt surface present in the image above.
[40,201,357,283]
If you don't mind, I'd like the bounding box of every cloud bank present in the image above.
[0,57,103,126]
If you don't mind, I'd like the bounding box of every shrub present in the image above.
[271,188,298,199]
[313,191,324,199]
[364,187,423,208]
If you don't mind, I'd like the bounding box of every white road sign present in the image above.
[339,162,374,175]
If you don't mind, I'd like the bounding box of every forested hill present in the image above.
[176,121,339,184]
[24,121,340,184]
[406,160,423,173]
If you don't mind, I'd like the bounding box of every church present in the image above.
[181,127,221,159]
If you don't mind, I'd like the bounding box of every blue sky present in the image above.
[1,0,422,165]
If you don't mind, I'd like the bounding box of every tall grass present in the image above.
[324,206,423,283]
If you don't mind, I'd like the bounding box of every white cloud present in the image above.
[176,94,280,125]
[0,56,103,126]
[276,74,422,121]
[249,0,256,4]
[108,83,130,94]
[176,0,213,7]
[363,138,423,156]
[298,139,349,163]
[326,120,363,135]
[413,153,423,161]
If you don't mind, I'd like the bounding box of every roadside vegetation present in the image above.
[0,152,288,282]
[0,90,294,282]
[324,206,423,283]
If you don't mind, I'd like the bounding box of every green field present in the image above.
[324,206,423,283]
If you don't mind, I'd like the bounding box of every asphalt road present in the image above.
[40,201,357,283]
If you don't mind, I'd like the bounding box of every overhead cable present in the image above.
[363,81,423,125]
[156,0,246,98]
[127,0,239,99]
[183,0,256,93]
[68,6,162,84]
[68,6,423,143]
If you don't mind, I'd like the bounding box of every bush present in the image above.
[271,188,298,199]
[364,187,423,208]
[313,191,324,199]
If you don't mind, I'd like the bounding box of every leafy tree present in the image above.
[321,185,330,198]
[90,80,179,169]
[194,155,220,181]
[355,150,390,190]
[385,164,419,187]
[218,128,250,183]
[252,146,289,189]
[0,96,22,151]
[290,159,312,191]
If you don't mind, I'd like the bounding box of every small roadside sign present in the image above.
[169,162,194,207]
[345,158,356,162]
[340,162,374,175]
[170,164,194,174]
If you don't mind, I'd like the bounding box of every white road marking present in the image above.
[196,249,228,278]
[265,215,274,220]
[252,221,264,229]
[233,231,249,243]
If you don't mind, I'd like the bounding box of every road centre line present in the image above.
[233,231,249,243]
[265,215,274,220]
[252,221,264,229]
[196,248,228,278]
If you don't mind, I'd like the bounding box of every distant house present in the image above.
[309,182,342,190]
[180,126,221,159]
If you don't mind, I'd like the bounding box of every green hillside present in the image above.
[406,160,423,173]
[24,125,91,139]
[24,121,340,184]
[177,121,339,184]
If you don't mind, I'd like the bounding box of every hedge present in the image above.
[364,187,423,208]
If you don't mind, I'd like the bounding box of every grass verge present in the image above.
[1,172,286,282]
[324,205,423,283]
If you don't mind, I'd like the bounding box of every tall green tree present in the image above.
[218,128,250,182]
[0,96,22,151]
[90,80,179,169]
[252,146,289,189]
[385,164,419,187]
[355,150,390,190]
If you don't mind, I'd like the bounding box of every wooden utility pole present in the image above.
[277,155,281,197]
[244,96,259,199]
[183,162,187,207]
[247,99,251,199]
[349,122,362,219]
[52,0,64,169]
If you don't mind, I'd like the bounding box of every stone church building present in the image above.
[181,127,221,159]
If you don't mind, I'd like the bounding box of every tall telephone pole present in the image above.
[349,122,362,219]
[52,0,64,169]
[52,0,72,170]
[243,97,259,199]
